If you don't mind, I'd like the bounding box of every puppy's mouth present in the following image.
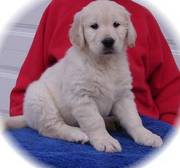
[102,48,115,55]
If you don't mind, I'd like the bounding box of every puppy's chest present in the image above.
[90,67,128,116]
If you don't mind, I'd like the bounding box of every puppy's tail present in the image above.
[2,116,27,130]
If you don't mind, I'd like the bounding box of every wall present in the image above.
[0,0,179,117]
[0,1,50,116]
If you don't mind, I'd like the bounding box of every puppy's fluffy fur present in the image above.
[7,0,163,152]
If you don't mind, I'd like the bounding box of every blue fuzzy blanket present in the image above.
[7,116,173,168]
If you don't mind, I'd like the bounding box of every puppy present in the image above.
[6,0,163,152]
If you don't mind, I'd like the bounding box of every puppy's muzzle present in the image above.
[102,37,115,54]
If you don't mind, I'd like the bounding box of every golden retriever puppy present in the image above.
[6,0,163,152]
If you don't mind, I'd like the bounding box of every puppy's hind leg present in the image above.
[40,122,89,144]
[25,82,89,144]
[38,106,89,144]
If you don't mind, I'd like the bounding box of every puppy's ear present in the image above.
[69,12,85,49]
[127,17,137,48]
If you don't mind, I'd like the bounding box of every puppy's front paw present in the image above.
[89,132,122,152]
[130,126,163,147]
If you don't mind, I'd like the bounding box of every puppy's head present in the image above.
[69,1,136,56]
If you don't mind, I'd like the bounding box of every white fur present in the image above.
[14,1,162,152]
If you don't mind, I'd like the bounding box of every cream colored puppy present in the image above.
[7,0,163,152]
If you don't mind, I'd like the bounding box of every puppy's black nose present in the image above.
[102,38,115,48]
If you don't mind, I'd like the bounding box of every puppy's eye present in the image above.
[113,22,120,28]
[90,23,99,30]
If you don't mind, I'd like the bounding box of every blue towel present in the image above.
[7,116,173,168]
